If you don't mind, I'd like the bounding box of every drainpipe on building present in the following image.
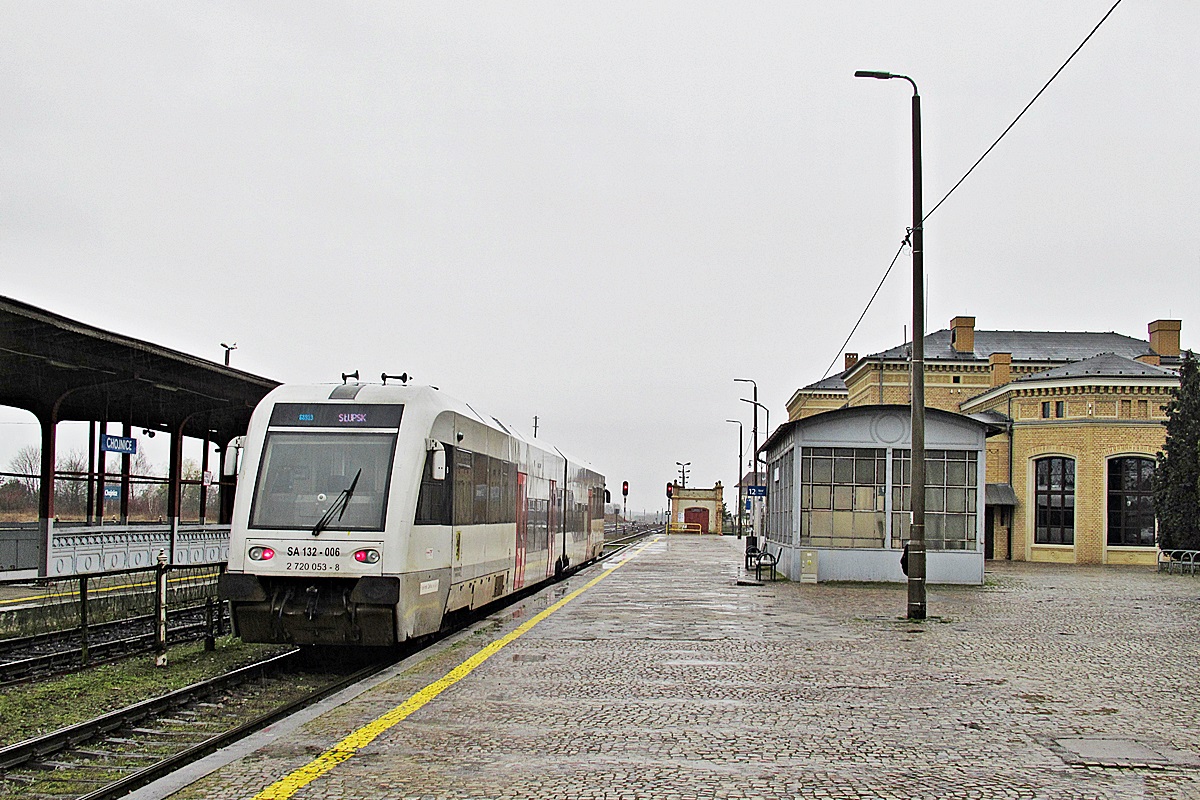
[1007,394,1014,560]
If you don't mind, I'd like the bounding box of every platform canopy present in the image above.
[0,294,279,443]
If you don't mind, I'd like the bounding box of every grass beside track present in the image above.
[0,636,291,746]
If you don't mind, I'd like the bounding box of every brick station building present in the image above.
[668,483,724,535]
[784,317,1185,567]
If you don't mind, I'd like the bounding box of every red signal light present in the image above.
[666,482,673,499]
[622,481,629,497]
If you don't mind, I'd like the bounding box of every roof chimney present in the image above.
[950,316,976,354]
[1149,319,1181,358]
[844,352,859,372]
[989,352,1012,387]
[1136,353,1161,366]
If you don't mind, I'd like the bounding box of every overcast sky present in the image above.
[2,2,1196,513]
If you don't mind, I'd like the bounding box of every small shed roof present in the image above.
[763,404,991,454]
[985,483,1018,506]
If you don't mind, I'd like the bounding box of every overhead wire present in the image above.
[924,0,1124,221]
[814,0,1125,385]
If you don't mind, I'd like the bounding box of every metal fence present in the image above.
[0,559,227,662]
[0,523,230,579]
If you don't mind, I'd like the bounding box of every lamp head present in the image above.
[854,70,893,79]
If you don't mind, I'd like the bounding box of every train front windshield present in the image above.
[249,432,397,531]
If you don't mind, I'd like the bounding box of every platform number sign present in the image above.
[622,481,629,498]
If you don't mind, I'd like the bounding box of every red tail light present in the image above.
[354,549,380,564]
[248,546,275,561]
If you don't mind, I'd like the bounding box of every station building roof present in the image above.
[0,294,279,443]
[865,329,1158,364]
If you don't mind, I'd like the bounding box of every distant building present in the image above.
[782,317,1184,567]
[669,483,723,534]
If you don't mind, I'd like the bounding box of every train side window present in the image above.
[454,449,474,526]
[473,452,490,524]
[505,462,518,524]
[415,444,452,525]
[488,456,505,524]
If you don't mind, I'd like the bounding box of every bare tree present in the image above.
[54,450,89,517]
[8,445,40,496]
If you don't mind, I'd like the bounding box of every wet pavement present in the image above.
[162,534,1200,800]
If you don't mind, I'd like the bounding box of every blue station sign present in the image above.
[103,486,120,499]
[747,485,767,497]
[100,435,137,455]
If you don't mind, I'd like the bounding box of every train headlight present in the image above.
[248,546,275,561]
[353,548,381,564]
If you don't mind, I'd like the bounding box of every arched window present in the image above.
[1034,457,1075,545]
[1107,457,1156,547]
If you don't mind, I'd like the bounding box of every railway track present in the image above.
[0,604,228,686]
[0,529,661,799]
[0,647,397,800]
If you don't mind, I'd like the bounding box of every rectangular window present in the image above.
[415,445,452,525]
[250,431,396,531]
[766,449,795,546]
[892,449,979,551]
[1055,400,1066,418]
[799,447,884,549]
[1107,457,1155,546]
[1042,402,1051,419]
[473,453,490,524]
[1034,456,1075,544]
[454,449,475,526]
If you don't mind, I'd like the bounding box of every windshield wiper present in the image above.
[311,468,362,536]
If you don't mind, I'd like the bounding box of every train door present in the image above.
[547,479,558,577]
[585,487,594,553]
[515,472,528,589]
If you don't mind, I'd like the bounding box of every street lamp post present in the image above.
[740,397,770,544]
[675,461,690,488]
[734,379,761,541]
[725,419,744,538]
[855,69,926,620]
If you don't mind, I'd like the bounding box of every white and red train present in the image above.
[219,383,605,646]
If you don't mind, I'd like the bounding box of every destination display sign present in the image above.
[100,435,137,455]
[269,403,404,429]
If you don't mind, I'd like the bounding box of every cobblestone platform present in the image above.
[166,535,1200,799]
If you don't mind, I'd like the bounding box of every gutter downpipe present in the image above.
[1007,393,1014,560]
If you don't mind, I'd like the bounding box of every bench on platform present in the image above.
[743,541,779,581]
[754,547,779,582]
[1158,549,1199,576]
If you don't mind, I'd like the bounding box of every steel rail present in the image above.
[0,601,218,655]
[0,650,303,770]
[0,619,215,686]
[75,655,395,800]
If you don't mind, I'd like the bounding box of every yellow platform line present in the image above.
[251,537,658,800]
